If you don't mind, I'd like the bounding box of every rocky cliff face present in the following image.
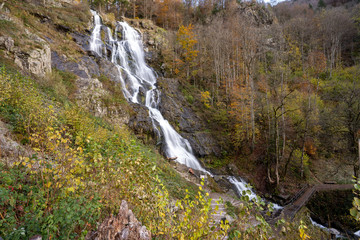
[0,33,51,77]
[0,0,226,165]
[2,0,228,161]
[237,2,275,26]
[158,78,223,159]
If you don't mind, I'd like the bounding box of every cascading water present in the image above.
[89,10,103,57]
[88,11,283,209]
[89,10,208,173]
[228,176,258,201]
[309,217,344,239]
[228,176,283,210]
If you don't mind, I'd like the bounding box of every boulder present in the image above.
[0,36,14,52]
[86,200,151,240]
[14,34,51,77]
[0,120,31,164]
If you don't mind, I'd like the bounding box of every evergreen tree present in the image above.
[317,0,326,9]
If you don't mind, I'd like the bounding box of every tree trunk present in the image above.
[249,72,255,151]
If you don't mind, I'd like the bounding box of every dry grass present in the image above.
[1,0,90,58]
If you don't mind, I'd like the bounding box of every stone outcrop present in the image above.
[15,44,52,77]
[0,33,52,78]
[237,2,275,26]
[75,76,129,125]
[0,120,30,164]
[86,200,151,240]
[52,51,130,125]
[158,78,223,158]
[0,36,14,52]
[26,0,80,7]
[76,77,108,115]
[52,51,99,79]
[127,103,158,144]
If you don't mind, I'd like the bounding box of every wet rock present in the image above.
[217,178,234,192]
[128,103,157,144]
[98,58,122,83]
[71,32,89,49]
[158,78,223,158]
[183,132,221,157]
[87,50,102,59]
[52,51,99,78]
[86,200,151,240]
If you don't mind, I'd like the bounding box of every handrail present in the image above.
[284,184,310,205]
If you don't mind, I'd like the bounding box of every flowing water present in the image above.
[88,11,284,209]
[309,217,345,239]
[89,10,208,173]
[228,176,283,209]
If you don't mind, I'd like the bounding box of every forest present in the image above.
[89,0,360,188]
[1,0,360,238]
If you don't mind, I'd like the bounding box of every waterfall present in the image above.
[88,11,284,210]
[228,176,258,201]
[89,11,209,174]
[228,176,283,210]
[89,10,103,57]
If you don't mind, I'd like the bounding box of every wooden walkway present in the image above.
[280,184,353,220]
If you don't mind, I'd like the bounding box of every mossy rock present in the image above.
[207,176,224,193]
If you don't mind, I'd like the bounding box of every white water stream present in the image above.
[309,217,345,239]
[89,10,207,173]
[89,11,284,209]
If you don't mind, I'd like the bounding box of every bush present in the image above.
[0,66,230,239]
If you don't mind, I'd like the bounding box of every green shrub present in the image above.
[0,66,230,239]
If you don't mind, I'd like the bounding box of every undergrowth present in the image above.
[0,66,230,239]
